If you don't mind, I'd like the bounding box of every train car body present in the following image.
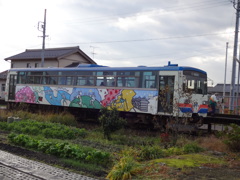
[5,62,208,127]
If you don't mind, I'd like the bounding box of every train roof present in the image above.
[9,62,207,74]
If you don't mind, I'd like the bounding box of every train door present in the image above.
[8,74,17,100]
[158,71,178,114]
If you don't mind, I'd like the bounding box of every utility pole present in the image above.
[223,42,229,113]
[38,9,47,67]
[230,0,240,112]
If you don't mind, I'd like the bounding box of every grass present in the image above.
[60,158,106,173]
[197,135,229,152]
[154,154,226,169]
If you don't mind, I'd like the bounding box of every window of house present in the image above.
[27,63,31,68]
[35,63,39,68]
[1,84,5,91]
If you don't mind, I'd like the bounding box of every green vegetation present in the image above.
[8,133,110,165]
[0,109,239,179]
[154,154,226,169]
[107,155,140,180]
[0,120,86,139]
[99,107,126,140]
[224,124,240,152]
[0,109,77,126]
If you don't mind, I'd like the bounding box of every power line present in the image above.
[54,0,230,25]
[69,32,233,45]
[100,46,230,61]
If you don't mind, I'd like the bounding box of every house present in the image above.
[4,46,96,68]
[0,70,7,100]
[1,46,96,101]
[208,83,240,96]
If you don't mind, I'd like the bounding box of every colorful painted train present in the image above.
[5,62,209,129]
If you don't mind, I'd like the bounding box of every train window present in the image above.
[33,76,41,84]
[26,76,34,84]
[116,71,140,88]
[142,71,156,88]
[106,77,116,87]
[116,77,138,87]
[117,77,124,87]
[125,77,137,87]
[58,76,66,85]
[49,76,58,85]
[66,77,73,85]
[18,72,27,84]
[76,76,94,86]
[76,77,85,86]
[41,77,47,84]
[187,80,195,89]
[96,72,103,76]
[184,78,207,94]
[97,76,105,86]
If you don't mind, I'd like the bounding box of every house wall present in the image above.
[11,53,90,68]
[58,53,90,67]
[11,59,59,68]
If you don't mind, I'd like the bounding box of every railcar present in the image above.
[5,62,208,129]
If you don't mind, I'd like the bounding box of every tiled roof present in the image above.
[5,46,96,64]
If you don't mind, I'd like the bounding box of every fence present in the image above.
[217,96,240,115]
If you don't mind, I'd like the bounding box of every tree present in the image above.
[99,107,126,140]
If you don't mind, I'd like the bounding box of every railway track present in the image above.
[204,114,240,125]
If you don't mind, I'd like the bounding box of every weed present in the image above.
[139,146,165,161]
[107,155,140,180]
[183,142,204,154]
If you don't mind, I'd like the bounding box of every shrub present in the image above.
[139,146,165,161]
[224,124,240,152]
[107,155,139,180]
[183,143,204,154]
[99,107,126,140]
[0,122,8,130]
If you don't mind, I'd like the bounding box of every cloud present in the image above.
[0,0,236,86]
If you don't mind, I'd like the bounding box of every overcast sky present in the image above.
[0,0,237,86]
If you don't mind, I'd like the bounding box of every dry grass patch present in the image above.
[197,135,228,152]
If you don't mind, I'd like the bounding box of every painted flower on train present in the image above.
[100,89,121,107]
[15,86,36,103]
